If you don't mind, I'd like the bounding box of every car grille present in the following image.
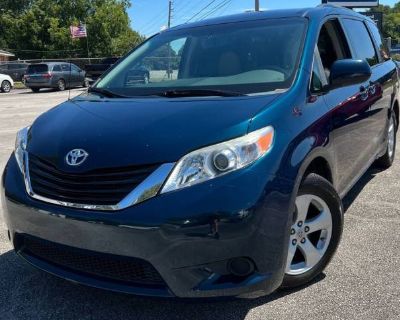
[18,235,166,287]
[28,154,159,206]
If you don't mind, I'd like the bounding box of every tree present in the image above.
[0,0,145,59]
[368,3,400,45]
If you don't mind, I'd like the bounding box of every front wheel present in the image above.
[281,174,343,289]
[375,112,397,169]
[1,80,11,93]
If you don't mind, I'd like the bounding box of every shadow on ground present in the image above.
[342,166,381,211]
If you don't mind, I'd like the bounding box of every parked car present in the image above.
[0,73,14,93]
[0,62,28,82]
[24,62,88,92]
[84,57,120,82]
[125,65,150,85]
[2,5,398,299]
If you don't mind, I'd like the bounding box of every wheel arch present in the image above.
[285,148,337,223]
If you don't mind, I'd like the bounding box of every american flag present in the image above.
[70,24,87,38]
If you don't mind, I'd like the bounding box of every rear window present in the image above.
[27,64,48,74]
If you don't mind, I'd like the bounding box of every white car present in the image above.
[0,73,14,93]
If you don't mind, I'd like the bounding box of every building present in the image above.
[0,50,15,62]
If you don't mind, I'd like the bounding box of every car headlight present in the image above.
[161,126,274,193]
[15,126,29,173]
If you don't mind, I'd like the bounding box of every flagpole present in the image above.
[85,23,91,64]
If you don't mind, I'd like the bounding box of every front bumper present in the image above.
[1,154,295,298]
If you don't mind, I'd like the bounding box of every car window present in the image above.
[317,19,351,79]
[366,21,389,61]
[311,49,328,93]
[26,64,48,74]
[96,18,308,96]
[53,65,61,72]
[341,19,378,66]
[71,64,80,72]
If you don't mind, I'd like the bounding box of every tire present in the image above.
[57,79,66,91]
[375,112,397,169]
[31,88,40,93]
[281,173,343,289]
[1,80,11,93]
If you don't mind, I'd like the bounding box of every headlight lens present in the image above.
[161,126,274,193]
[15,126,29,173]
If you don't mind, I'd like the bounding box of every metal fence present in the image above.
[0,58,109,70]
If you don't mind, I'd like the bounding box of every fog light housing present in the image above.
[227,257,255,277]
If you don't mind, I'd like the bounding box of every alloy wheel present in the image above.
[286,194,333,275]
[2,81,11,93]
[58,79,66,91]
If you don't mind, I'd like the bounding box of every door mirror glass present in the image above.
[329,59,371,89]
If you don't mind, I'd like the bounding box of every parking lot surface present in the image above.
[0,89,399,320]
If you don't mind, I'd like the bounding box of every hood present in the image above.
[28,93,280,171]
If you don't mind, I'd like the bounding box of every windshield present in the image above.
[96,18,307,97]
[27,64,48,74]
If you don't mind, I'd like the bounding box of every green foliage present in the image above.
[0,0,145,59]
[368,3,400,45]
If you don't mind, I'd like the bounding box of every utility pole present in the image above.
[255,0,260,11]
[168,0,173,28]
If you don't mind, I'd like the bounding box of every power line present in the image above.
[186,0,219,23]
[173,0,208,24]
[197,0,232,21]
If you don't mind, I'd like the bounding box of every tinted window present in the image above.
[317,19,350,78]
[367,21,389,61]
[53,65,61,72]
[341,19,378,66]
[311,52,328,93]
[61,64,70,71]
[96,18,307,96]
[27,64,48,74]
[71,64,80,72]
[102,58,119,64]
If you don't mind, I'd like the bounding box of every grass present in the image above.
[13,82,27,89]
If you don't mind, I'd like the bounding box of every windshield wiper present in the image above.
[158,89,246,98]
[88,87,128,98]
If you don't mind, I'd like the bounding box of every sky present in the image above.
[128,0,397,37]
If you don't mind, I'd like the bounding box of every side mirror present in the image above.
[329,59,372,89]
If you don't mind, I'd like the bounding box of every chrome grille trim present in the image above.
[21,152,175,211]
